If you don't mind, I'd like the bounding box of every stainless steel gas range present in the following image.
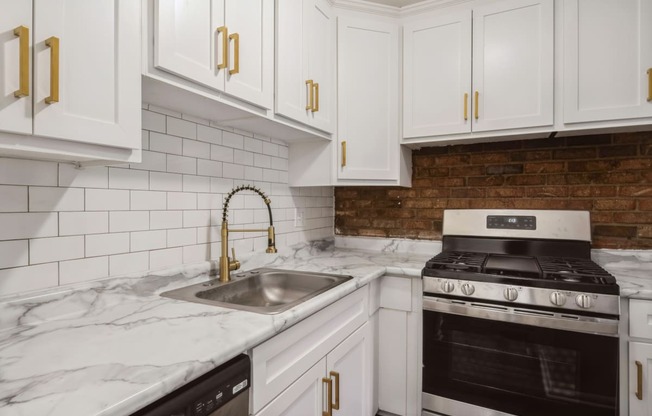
[422,209,619,416]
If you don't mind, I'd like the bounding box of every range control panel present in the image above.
[487,215,536,230]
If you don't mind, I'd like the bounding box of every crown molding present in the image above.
[399,0,473,17]
[331,0,474,18]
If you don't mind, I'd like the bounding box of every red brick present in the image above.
[419,188,450,198]
[598,145,638,158]
[450,166,485,176]
[419,209,444,219]
[402,199,434,208]
[470,153,510,164]
[434,154,470,166]
[510,150,552,162]
[614,212,652,223]
[401,219,433,230]
[639,226,652,238]
[594,225,637,238]
[358,228,388,238]
[619,159,652,170]
[591,212,615,223]
[593,200,636,211]
[371,219,397,228]
[640,199,652,210]
[467,176,505,187]
[569,186,618,197]
[387,189,417,198]
[451,188,486,198]
[335,189,358,198]
[504,175,546,186]
[568,160,618,172]
[486,164,523,175]
[527,187,569,198]
[524,162,565,174]
[553,148,597,159]
[566,134,612,146]
[413,155,438,167]
[486,187,523,198]
[469,199,514,209]
[620,186,652,197]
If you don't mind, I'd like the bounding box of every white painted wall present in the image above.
[0,104,334,297]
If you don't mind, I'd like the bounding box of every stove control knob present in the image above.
[575,294,593,309]
[441,280,455,293]
[504,287,518,302]
[549,292,567,307]
[461,283,475,296]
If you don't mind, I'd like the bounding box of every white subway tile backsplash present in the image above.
[86,189,130,211]
[59,165,108,189]
[222,131,244,149]
[131,191,167,211]
[60,256,109,286]
[0,158,57,186]
[142,109,166,133]
[109,168,149,190]
[167,117,196,139]
[183,175,210,193]
[60,212,108,236]
[0,103,333,298]
[30,236,84,264]
[167,193,197,210]
[0,263,58,296]
[167,155,197,175]
[131,230,167,252]
[150,172,183,192]
[0,213,58,240]
[0,186,27,212]
[0,241,28,269]
[150,248,183,270]
[110,211,149,232]
[86,233,130,257]
[150,132,183,154]
[197,125,222,145]
[167,228,196,247]
[109,252,149,276]
[183,139,210,159]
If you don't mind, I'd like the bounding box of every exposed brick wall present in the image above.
[334,132,652,249]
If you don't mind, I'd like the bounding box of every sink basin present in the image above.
[161,268,353,314]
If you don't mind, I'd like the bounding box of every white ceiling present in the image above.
[362,0,426,7]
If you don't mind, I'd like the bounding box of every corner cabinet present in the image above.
[337,16,409,185]
[251,287,371,416]
[155,0,273,109]
[276,0,335,133]
[562,0,652,124]
[0,0,141,163]
[403,0,554,139]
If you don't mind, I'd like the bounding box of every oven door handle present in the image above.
[423,296,619,336]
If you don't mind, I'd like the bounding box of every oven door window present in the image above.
[423,310,618,416]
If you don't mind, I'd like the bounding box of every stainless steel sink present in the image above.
[160,268,353,314]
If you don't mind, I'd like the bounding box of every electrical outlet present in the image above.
[294,208,305,227]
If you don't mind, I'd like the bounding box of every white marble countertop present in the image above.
[0,237,650,416]
[0,239,429,416]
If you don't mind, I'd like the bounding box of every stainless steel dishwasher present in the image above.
[131,354,250,416]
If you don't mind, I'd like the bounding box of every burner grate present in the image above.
[538,256,617,285]
[426,251,487,273]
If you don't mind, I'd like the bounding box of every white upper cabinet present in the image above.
[403,11,472,138]
[32,0,141,149]
[276,0,335,133]
[472,0,553,132]
[563,0,652,124]
[155,0,273,109]
[338,16,400,181]
[402,0,553,138]
[0,0,141,162]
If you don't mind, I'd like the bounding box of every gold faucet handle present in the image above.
[230,247,241,271]
[231,247,237,262]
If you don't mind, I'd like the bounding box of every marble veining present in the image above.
[0,237,650,416]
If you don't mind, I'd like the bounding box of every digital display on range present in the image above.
[486,215,536,230]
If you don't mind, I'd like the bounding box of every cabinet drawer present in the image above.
[251,287,368,413]
[630,299,652,340]
[380,275,412,312]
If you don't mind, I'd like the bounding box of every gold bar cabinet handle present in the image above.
[647,68,651,102]
[13,26,29,98]
[306,79,314,110]
[216,26,228,70]
[45,36,60,104]
[474,91,479,120]
[329,371,340,410]
[322,377,333,416]
[636,360,643,400]
[341,141,346,167]
[463,92,468,121]
[313,82,320,112]
[229,33,239,75]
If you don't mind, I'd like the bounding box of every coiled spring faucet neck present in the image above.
[219,185,276,282]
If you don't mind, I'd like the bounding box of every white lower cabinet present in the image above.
[258,323,371,416]
[252,287,370,415]
[629,299,652,416]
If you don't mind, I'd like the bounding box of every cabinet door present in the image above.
[563,0,652,123]
[403,11,472,138]
[257,358,326,416]
[338,17,399,181]
[33,0,140,149]
[155,0,223,91]
[221,0,273,109]
[0,0,32,136]
[326,322,370,416]
[629,342,652,415]
[472,0,553,132]
[306,0,335,133]
[276,0,310,125]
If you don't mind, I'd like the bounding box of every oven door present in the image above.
[423,296,619,416]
